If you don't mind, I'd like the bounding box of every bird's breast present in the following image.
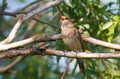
[61,28,82,51]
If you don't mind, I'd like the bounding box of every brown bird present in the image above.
[60,16,85,74]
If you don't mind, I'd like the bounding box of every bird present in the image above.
[60,16,85,74]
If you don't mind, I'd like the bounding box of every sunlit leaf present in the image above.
[102,22,113,31]
[106,22,117,42]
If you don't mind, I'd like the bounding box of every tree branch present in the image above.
[0,0,63,45]
[0,34,60,51]
[20,0,42,11]
[0,56,25,73]
[83,36,120,50]
[0,42,120,73]
[0,19,23,45]
[0,13,42,73]
[0,33,120,51]
[0,12,27,17]
[0,48,120,59]
[46,49,120,59]
[23,0,63,21]
[61,59,72,79]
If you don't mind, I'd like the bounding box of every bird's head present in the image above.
[60,16,71,24]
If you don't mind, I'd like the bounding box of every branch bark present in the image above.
[0,34,60,51]
[83,36,120,50]
[46,49,120,59]
[0,33,120,52]
[0,48,120,59]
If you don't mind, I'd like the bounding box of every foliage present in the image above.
[1,0,120,79]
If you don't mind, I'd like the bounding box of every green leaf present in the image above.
[102,22,113,31]
[106,22,117,42]
[112,15,120,22]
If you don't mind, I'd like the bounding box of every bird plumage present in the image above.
[60,16,85,74]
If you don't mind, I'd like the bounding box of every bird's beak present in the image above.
[60,17,64,24]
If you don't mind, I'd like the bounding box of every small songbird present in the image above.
[60,16,85,74]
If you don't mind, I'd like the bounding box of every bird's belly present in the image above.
[63,37,82,52]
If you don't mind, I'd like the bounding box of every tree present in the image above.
[0,0,120,79]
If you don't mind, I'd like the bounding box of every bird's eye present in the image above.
[65,18,69,20]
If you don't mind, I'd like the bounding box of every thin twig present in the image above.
[32,18,60,30]
[20,0,42,11]
[0,56,25,73]
[50,12,60,23]
[0,11,27,17]
[0,0,7,28]
[61,59,72,79]
[23,0,63,21]
[37,12,61,33]
[57,5,64,15]
[20,14,41,40]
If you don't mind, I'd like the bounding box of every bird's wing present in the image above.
[77,29,85,52]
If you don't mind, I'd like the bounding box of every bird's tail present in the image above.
[77,58,85,74]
